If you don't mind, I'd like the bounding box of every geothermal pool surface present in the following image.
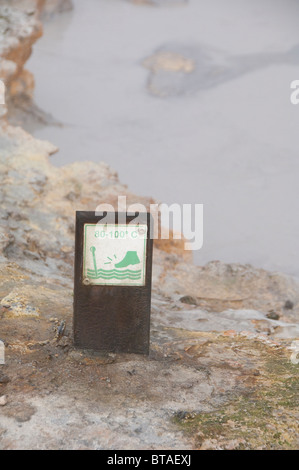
[27,0,299,275]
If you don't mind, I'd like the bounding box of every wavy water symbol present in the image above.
[87,268,142,280]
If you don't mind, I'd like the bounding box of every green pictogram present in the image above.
[115,251,140,268]
[87,247,141,280]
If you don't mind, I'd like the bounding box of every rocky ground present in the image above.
[0,0,298,450]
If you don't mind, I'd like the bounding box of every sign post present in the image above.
[73,211,153,354]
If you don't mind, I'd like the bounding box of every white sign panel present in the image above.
[83,224,147,286]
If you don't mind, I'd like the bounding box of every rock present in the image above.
[39,0,73,19]
[142,42,299,98]
[0,290,40,317]
[143,51,195,74]
[266,310,280,320]
[0,226,14,255]
[173,410,196,422]
[0,373,10,384]
[284,300,294,310]
[0,0,71,127]
[179,295,197,305]
[0,2,42,98]
[143,46,196,97]
[2,402,36,422]
[0,395,7,406]
[153,258,299,325]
